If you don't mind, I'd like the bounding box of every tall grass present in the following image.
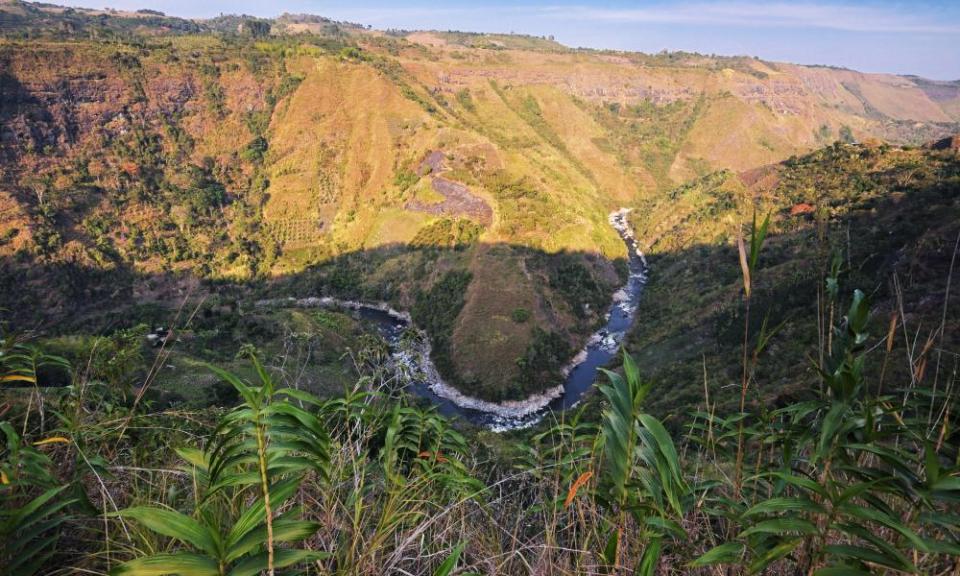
[1,238,959,575]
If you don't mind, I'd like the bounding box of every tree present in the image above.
[839,125,855,144]
[242,19,271,38]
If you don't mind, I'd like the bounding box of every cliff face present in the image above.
[1,4,958,399]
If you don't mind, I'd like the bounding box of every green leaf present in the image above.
[643,516,685,538]
[205,364,257,408]
[637,414,682,487]
[748,538,804,575]
[176,448,209,471]
[814,566,872,576]
[602,527,620,569]
[433,542,465,576]
[249,353,275,398]
[740,518,818,538]
[226,519,321,563]
[599,369,635,505]
[225,477,301,550]
[924,442,940,485]
[275,387,324,406]
[689,542,744,567]
[114,507,219,558]
[111,553,220,576]
[636,537,661,576]
[823,544,914,573]
[744,497,824,517]
[227,549,328,576]
[932,475,960,492]
[621,350,644,405]
[749,210,771,272]
[846,290,869,342]
[837,504,929,552]
[749,472,827,498]
[6,533,59,573]
[816,402,849,463]
[8,486,69,525]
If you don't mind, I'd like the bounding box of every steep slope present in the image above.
[1,2,958,402]
[625,141,960,421]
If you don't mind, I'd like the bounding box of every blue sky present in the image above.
[60,1,960,79]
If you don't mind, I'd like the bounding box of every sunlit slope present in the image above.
[249,51,635,394]
[392,33,959,191]
[264,56,435,266]
[2,24,958,400]
[261,51,633,264]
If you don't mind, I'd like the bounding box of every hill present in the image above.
[626,141,960,421]
[1,0,959,402]
[2,6,960,574]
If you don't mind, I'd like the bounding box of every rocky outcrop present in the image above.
[927,135,960,151]
[406,151,493,225]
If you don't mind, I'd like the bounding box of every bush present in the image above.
[513,327,570,395]
[241,136,269,163]
[510,307,530,323]
[411,270,473,381]
[393,169,419,191]
[455,88,475,112]
[410,218,483,249]
[546,255,607,318]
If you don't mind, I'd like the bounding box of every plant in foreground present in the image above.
[111,354,330,575]
[693,290,960,574]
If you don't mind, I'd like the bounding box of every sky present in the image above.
[58,0,960,80]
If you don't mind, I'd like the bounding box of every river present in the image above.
[257,209,646,431]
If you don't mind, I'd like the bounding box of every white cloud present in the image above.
[58,0,958,34]
[533,2,960,34]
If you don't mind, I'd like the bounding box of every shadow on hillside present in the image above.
[3,162,958,420]
[1,239,630,405]
[1,241,624,330]
[0,70,46,163]
[627,181,960,425]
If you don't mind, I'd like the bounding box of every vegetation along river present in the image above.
[257,209,647,431]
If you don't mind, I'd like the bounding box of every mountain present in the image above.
[1,0,958,403]
[5,5,960,575]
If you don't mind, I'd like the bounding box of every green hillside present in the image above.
[3,1,959,399]
[2,2,960,575]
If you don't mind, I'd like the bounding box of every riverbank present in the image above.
[253,208,647,430]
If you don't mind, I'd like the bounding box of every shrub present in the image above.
[455,88,475,112]
[241,135,269,163]
[513,327,570,395]
[393,169,419,192]
[510,307,530,323]
[410,218,483,249]
[411,270,473,382]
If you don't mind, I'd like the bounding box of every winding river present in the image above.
[257,209,646,431]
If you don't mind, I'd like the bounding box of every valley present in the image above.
[2,2,958,407]
[2,3,960,574]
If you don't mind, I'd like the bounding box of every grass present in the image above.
[4,250,959,574]
[575,93,708,193]
[3,15,960,575]
[366,209,431,246]
[625,142,960,422]
[143,306,366,406]
[4,119,960,576]
[4,27,959,406]
[450,246,537,398]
